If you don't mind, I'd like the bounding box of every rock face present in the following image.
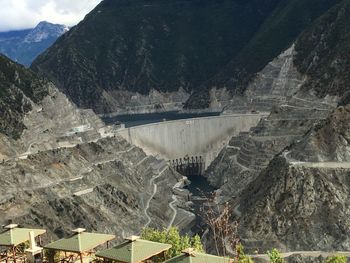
[0,55,191,240]
[294,0,350,97]
[0,54,49,139]
[0,21,68,67]
[206,44,335,196]
[31,0,340,113]
[239,156,350,251]
[206,0,350,253]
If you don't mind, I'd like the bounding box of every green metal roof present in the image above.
[164,250,233,263]
[0,228,46,247]
[96,238,171,263]
[44,232,115,253]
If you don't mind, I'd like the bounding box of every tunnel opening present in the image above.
[171,156,216,236]
[170,156,205,176]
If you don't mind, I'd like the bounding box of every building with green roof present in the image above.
[44,228,115,263]
[164,248,233,263]
[96,235,171,263]
[0,224,46,247]
[0,224,46,263]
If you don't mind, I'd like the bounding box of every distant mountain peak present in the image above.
[23,21,69,43]
[0,21,68,66]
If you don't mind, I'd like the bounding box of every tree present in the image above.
[44,248,60,263]
[236,244,254,263]
[324,255,347,263]
[200,196,240,257]
[141,227,204,260]
[267,248,285,263]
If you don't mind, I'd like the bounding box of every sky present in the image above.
[0,0,103,32]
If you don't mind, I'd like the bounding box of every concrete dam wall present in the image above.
[117,113,267,169]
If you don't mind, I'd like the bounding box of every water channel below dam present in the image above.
[103,111,219,233]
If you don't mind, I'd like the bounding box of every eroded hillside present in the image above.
[0,55,191,240]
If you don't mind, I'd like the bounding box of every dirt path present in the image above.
[143,166,169,228]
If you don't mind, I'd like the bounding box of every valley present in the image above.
[1,0,350,262]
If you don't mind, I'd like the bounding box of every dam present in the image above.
[116,113,268,170]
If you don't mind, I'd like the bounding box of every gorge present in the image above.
[1,0,350,262]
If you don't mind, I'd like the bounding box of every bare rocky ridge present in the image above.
[205,43,350,254]
[206,45,337,198]
[0,56,192,240]
[239,154,350,251]
[1,137,188,239]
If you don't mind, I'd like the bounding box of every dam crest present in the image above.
[117,113,268,171]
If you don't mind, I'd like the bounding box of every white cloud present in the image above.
[0,0,102,32]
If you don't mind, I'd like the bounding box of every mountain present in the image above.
[0,21,68,67]
[0,54,190,240]
[0,54,49,139]
[31,0,282,113]
[294,0,350,97]
[31,0,340,114]
[206,0,350,253]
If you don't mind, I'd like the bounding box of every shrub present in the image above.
[267,248,285,263]
[44,248,60,263]
[141,227,204,260]
[236,244,254,263]
[324,255,347,263]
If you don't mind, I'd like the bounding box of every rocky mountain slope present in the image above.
[0,54,49,139]
[31,0,340,114]
[239,106,350,252]
[0,55,191,240]
[206,0,350,253]
[0,21,68,66]
[294,0,350,97]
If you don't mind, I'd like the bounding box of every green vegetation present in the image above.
[267,248,285,263]
[141,227,203,260]
[44,248,60,263]
[236,244,254,263]
[324,255,348,263]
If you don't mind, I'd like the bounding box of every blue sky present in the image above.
[0,0,103,32]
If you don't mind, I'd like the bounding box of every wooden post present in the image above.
[12,246,16,263]
[5,248,8,263]
[80,253,83,263]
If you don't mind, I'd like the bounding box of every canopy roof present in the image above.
[44,230,115,253]
[0,226,46,247]
[96,236,171,263]
[164,249,233,263]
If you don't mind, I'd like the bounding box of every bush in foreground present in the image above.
[141,227,203,260]
[324,255,347,263]
[267,248,285,263]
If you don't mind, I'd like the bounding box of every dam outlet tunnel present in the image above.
[170,156,205,176]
